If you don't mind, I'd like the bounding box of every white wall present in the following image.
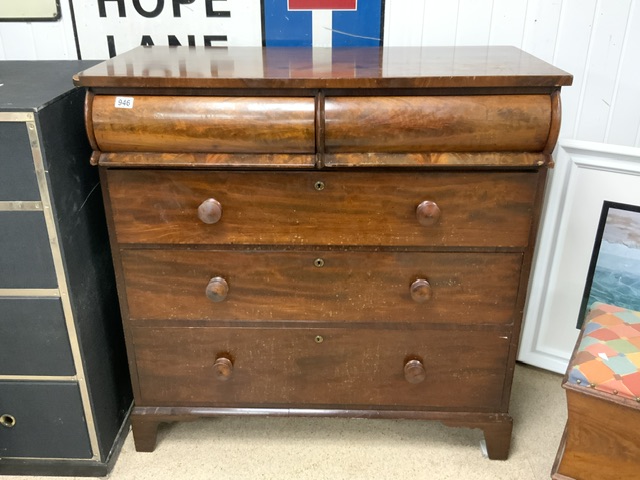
[3,1,639,147]
[384,0,640,148]
[0,0,77,59]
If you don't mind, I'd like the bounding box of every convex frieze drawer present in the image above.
[74,45,572,460]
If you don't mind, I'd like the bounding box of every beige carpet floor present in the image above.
[6,363,567,480]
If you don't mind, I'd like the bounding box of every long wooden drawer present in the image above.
[107,170,537,248]
[132,325,510,410]
[325,95,552,153]
[121,249,522,325]
[91,95,316,153]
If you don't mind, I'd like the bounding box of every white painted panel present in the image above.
[521,0,563,63]
[383,0,425,46]
[0,0,76,59]
[575,0,632,143]
[488,0,527,47]
[455,0,493,46]
[421,0,458,46]
[32,20,71,59]
[605,3,640,147]
[552,0,597,140]
[312,10,333,47]
[520,140,640,373]
[0,23,38,59]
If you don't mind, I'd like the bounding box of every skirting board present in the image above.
[519,139,640,373]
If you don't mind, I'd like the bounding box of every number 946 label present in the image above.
[115,97,134,109]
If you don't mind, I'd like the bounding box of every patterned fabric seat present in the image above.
[566,302,640,402]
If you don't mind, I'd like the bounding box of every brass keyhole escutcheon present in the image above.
[0,414,16,428]
[315,335,324,344]
[314,258,325,268]
[314,181,325,191]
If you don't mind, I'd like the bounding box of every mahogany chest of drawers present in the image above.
[75,46,571,459]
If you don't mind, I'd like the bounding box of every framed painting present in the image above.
[577,201,640,327]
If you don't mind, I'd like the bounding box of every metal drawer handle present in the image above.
[0,414,16,428]
[197,198,223,224]
[416,200,441,226]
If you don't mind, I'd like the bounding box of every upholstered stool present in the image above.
[552,302,640,480]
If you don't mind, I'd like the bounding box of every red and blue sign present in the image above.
[262,0,384,47]
[288,0,357,10]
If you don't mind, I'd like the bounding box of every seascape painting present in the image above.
[577,201,640,328]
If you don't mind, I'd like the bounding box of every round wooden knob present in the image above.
[206,276,229,302]
[404,359,426,384]
[213,356,233,381]
[197,198,222,224]
[416,200,441,226]
[410,279,432,303]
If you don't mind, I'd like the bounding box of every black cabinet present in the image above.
[0,61,132,476]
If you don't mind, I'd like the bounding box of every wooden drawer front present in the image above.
[133,326,510,410]
[0,381,92,459]
[325,95,551,153]
[107,170,537,248]
[122,249,522,325]
[91,95,316,153]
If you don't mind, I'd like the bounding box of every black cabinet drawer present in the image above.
[0,298,75,375]
[0,212,56,288]
[0,381,92,459]
[0,122,39,201]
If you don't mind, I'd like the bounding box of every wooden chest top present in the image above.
[74,45,572,91]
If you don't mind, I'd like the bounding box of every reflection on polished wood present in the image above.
[74,46,572,90]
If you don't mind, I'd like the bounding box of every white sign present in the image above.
[114,96,134,108]
[72,0,263,59]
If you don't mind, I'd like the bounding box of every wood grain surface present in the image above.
[80,45,570,457]
[91,95,315,153]
[106,170,537,248]
[555,388,640,480]
[325,95,551,153]
[73,46,572,90]
[98,152,316,168]
[131,325,510,409]
[120,249,523,325]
